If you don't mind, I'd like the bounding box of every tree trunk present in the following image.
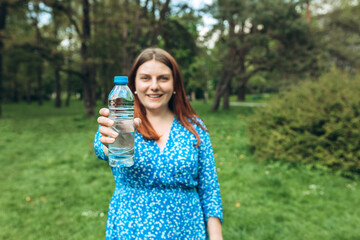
[26,75,31,104]
[160,0,171,48]
[237,84,246,101]
[150,0,158,45]
[203,91,208,103]
[211,91,221,111]
[65,71,71,107]
[0,2,8,118]
[236,44,248,102]
[65,46,72,107]
[306,1,311,25]
[212,76,224,111]
[212,73,232,111]
[81,0,95,117]
[132,0,142,52]
[54,68,61,107]
[35,20,43,106]
[91,64,96,106]
[101,60,108,105]
[212,16,237,111]
[223,82,230,109]
[121,17,129,74]
[29,1,43,106]
[37,62,43,105]
[211,52,236,111]
[11,64,19,102]
[150,0,171,46]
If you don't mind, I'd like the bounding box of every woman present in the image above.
[94,48,223,240]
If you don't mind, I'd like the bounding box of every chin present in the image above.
[144,105,167,112]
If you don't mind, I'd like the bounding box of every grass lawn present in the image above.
[1,100,359,240]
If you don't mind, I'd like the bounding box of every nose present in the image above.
[150,77,159,91]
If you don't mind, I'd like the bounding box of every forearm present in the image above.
[207,217,223,240]
[94,128,109,161]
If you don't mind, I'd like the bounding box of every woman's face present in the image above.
[135,60,174,114]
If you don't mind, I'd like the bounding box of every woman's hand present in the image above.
[97,108,141,156]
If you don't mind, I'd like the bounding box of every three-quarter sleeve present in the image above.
[196,123,223,224]
[94,126,108,161]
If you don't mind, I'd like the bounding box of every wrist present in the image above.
[103,145,109,156]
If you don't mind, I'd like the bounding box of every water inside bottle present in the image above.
[108,105,134,167]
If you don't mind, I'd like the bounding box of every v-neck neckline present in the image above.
[154,117,176,153]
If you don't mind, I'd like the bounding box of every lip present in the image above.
[146,94,163,99]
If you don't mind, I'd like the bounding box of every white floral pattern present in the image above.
[94,117,223,239]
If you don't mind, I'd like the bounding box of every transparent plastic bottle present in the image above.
[108,76,135,167]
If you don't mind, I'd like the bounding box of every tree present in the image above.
[320,2,360,71]
[209,0,321,110]
[27,1,46,106]
[0,2,8,118]
[1,0,205,117]
[162,7,200,93]
[45,0,95,116]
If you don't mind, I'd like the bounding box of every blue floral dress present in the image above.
[94,117,223,239]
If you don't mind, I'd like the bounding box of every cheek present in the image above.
[135,82,147,93]
[134,80,140,91]
[166,81,175,92]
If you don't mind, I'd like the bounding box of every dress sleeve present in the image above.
[197,126,223,224]
[94,126,109,161]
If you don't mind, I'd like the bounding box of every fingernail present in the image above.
[108,120,114,125]
[112,132,118,137]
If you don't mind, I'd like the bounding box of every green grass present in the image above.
[1,100,359,240]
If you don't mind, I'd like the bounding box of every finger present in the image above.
[97,116,114,127]
[99,108,110,117]
[134,118,141,129]
[99,126,119,138]
[100,136,116,144]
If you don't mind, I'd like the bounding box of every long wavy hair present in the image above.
[128,48,206,147]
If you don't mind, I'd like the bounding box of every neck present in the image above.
[146,108,174,122]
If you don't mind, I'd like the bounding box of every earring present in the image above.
[134,91,137,95]
[173,91,176,95]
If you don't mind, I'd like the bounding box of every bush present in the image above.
[247,69,360,175]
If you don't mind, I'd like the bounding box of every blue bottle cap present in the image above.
[114,76,128,85]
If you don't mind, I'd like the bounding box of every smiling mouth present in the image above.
[146,94,163,98]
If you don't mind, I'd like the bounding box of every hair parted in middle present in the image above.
[128,48,206,147]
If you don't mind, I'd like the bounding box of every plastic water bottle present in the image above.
[108,76,135,167]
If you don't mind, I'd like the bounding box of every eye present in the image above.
[159,76,169,81]
[140,76,149,80]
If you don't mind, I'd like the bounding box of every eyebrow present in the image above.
[158,74,171,77]
[137,73,171,77]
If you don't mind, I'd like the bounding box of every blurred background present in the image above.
[1,0,359,116]
[0,0,359,239]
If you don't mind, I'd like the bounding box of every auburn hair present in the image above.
[128,48,206,147]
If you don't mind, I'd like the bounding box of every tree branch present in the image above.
[46,1,82,37]
[59,67,82,78]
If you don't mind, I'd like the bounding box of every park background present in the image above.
[0,0,359,239]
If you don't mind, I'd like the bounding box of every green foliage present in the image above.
[318,2,360,71]
[207,0,323,108]
[247,69,360,175]
[163,13,200,89]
